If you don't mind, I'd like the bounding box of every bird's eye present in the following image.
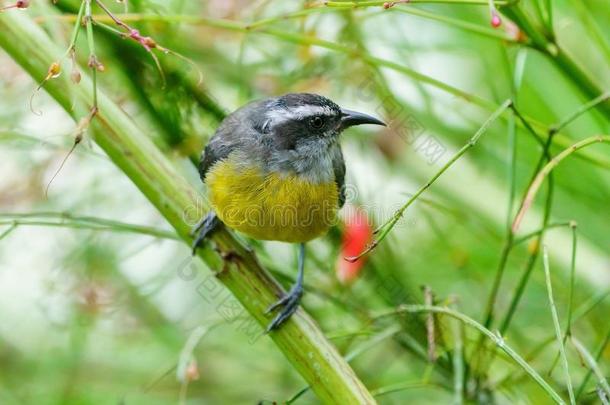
[309,116,324,129]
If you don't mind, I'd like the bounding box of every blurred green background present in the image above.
[0,0,608,404]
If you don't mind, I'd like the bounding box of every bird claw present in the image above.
[265,288,302,333]
[191,211,220,255]
[264,293,291,315]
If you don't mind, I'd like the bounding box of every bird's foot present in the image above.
[190,211,221,255]
[265,285,303,333]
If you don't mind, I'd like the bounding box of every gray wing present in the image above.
[198,100,266,181]
[333,148,346,208]
[199,139,230,181]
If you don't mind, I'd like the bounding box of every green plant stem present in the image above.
[84,0,98,109]
[501,5,610,119]
[389,7,517,42]
[0,13,376,404]
[370,381,439,397]
[575,328,610,399]
[566,0,610,65]
[542,246,575,405]
[544,0,553,35]
[325,0,511,6]
[496,180,554,334]
[375,305,565,404]
[0,212,179,240]
[473,107,557,384]
[513,135,610,233]
[551,92,610,134]
[571,337,610,398]
[348,99,512,260]
[0,223,17,241]
[510,222,571,246]
[496,293,610,389]
[572,290,610,321]
[61,0,86,59]
[497,91,610,337]
[451,300,464,404]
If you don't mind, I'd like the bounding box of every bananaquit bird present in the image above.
[192,93,385,331]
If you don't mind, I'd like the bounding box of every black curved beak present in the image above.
[340,108,386,130]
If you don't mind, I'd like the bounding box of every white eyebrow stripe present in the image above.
[266,105,335,125]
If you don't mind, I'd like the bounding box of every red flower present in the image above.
[336,207,373,284]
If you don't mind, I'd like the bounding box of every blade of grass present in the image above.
[389,7,518,42]
[450,299,464,405]
[0,212,180,240]
[375,304,566,404]
[542,246,576,405]
[497,291,610,389]
[547,222,578,375]
[510,222,571,246]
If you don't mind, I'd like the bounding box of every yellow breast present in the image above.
[206,158,339,243]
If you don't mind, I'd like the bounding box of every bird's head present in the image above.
[255,93,385,150]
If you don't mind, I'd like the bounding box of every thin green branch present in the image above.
[571,337,610,399]
[496,294,610,389]
[565,223,577,337]
[548,222,578,378]
[375,305,565,404]
[324,0,511,6]
[550,92,610,135]
[473,107,557,383]
[84,0,98,110]
[0,222,17,241]
[511,221,571,246]
[571,290,610,323]
[346,99,512,261]
[0,212,179,240]
[451,300,464,404]
[389,7,518,42]
[61,0,86,59]
[370,381,439,397]
[542,246,575,405]
[575,328,610,400]
[513,135,610,233]
[496,91,610,340]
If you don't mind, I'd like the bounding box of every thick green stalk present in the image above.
[0,12,375,404]
[501,5,610,119]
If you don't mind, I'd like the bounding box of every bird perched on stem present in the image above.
[192,93,385,331]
